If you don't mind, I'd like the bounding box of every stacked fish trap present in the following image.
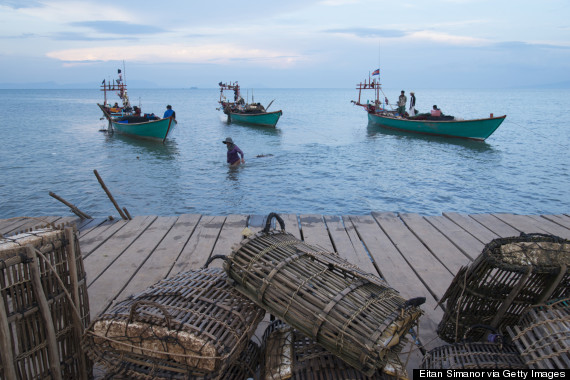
[260,319,407,380]
[0,227,91,380]
[82,268,265,379]
[507,298,570,369]
[221,213,424,377]
[437,233,570,343]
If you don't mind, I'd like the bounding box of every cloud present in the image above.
[70,20,167,35]
[407,30,488,45]
[46,44,303,67]
[52,31,138,41]
[324,27,407,38]
[493,41,570,50]
[0,0,42,9]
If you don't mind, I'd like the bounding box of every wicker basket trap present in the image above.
[221,213,424,377]
[82,268,265,379]
[260,319,407,380]
[437,233,570,343]
[0,227,91,380]
[421,341,527,370]
[506,298,570,369]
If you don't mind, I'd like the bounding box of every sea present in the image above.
[1,88,569,219]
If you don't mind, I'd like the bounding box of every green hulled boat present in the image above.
[353,76,505,141]
[218,81,282,127]
[98,68,176,143]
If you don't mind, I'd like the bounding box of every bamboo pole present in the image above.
[0,287,18,380]
[49,192,91,219]
[26,245,63,380]
[64,227,89,380]
[93,169,128,220]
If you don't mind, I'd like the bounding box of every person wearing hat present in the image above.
[397,90,407,116]
[222,137,245,166]
[409,91,416,116]
[163,105,176,120]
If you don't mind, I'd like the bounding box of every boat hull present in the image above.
[368,113,506,140]
[228,110,282,127]
[111,117,176,142]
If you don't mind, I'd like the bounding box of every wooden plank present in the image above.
[208,214,248,269]
[443,212,500,244]
[2,216,57,235]
[299,214,334,252]
[79,219,128,258]
[469,213,520,238]
[372,212,453,301]
[520,215,570,239]
[492,213,551,235]
[425,215,482,261]
[84,215,157,286]
[281,214,301,240]
[542,214,570,230]
[349,214,446,372]
[325,215,377,275]
[247,214,266,234]
[400,213,471,275]
[76,217,108,234]
[114,214,202,302]
[168,215,226,276]
[87,216,178,317]
[0,217,44,235]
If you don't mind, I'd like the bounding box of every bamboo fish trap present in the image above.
[421,342,527,369]
[437,233,570,343]
[260,319,407,380]
[218,213,424,377]
[82,268,265,379]
[506,298,570,369]
[0,227,91,380]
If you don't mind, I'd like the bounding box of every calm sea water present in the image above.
[1,88,568,219]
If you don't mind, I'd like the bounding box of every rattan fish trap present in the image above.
[82,268,265,379]
[506,298,570,369]
[437,233,570,343]
[219,213,424,377]
[421,341,527,370]
[260,319,406,380]
[0,227,91,380]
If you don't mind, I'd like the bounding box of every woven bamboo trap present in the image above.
[82,268,265,379]
[218,213,424,377]
[421,341,527,370]
[506,298,570,369]
[0,227,91,380]
[260,319,408,380]
[437,233,570,343]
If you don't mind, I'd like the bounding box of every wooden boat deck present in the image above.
[2,212,569,375]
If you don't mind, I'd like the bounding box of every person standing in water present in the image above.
[222,137,245,166]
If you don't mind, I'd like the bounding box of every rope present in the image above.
[504,120,569,149]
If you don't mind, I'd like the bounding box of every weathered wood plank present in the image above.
[372,212,454,301]
[281,214,301,240]
[247,214,266,234]
[325,215,377,275]
[76,217,110,235]
[299,214,334,252]
[542,214,570,230]
[79,219,128,258]
[88,216,178,317]
[349,214,445,372]
[3,216,61,236]
[425,215,482,261]
[443,212,500,244]
[168,215,226,276]
[84,215,157,286]
[492,213,552,235]
[469,213,520,238]
[208,214,248,269]
[400,213,471,275]
[0,217,43,235]
[517,214,570,239]
[114,214,202,303]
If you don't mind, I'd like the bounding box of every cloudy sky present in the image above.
[1,0,569,88]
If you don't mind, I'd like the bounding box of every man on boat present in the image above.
[397,91,407,116]
[409,91,416,116]
[163,105,176,120]
[223,137,245,166]
[431,105,442,117]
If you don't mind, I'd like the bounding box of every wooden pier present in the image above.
[1,212,569,375]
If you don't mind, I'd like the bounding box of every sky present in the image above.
[1,0,569,89]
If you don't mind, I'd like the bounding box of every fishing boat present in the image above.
[352,76,506,141]
[218,81,282,127]
[98,68,176,143]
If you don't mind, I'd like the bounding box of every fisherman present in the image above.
[409,91,416,116]
[431,105,442,117]
[133,106,141,116]
[222,137,245,166]
[163,105,176,120]
[397,90,407,115]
